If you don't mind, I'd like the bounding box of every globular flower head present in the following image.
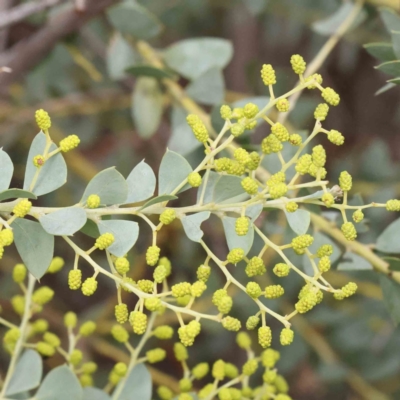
[236,331,251,349]
[227,248,245,265]
[271,123,289,142]
[245,256,266,277]
[322,192,334,207]
[159,209,176,225]
[115,303,129,324]
[339,171,352,191]
[261,348,280,368]
[221,316,241,331]
[70,349,83,366]
[242,359,258,376]
[13,199,32,218]
[115,257,130,275]
[258,326,272,348]
[220,105,232,120]
[261,64,276,85]
[246,315,260,330]
[289,133,302,146]
[144,297,162,312]
[146,245,160,266]
[312,145,326,168]
[246,282,262,298]
[265,284,284,299]
[290,54,306,75]
[280,328,294,346]
[33,155,45,168]
[352,209,364,223]
[158,386,174,400]
[35,109,51,131]
[285,201,298,213]
[191,280,207,298]
[306,73,323,89]
[47,256,65,273]
[174,342,188,361]
[235,217,249,236]
[111,324,129,343]
[188,172,202,187]
[12,263,27,283]
[243,103,259,119]
[153,325,174,340]
[276,98,290,113]
[59,135,80,152]
[341,221,357,241]
[212,359,225,380]
[321,87,340,106]
[129,311,147,335]
[64,312,77,328]
[386,199,400,211]
[87,194,101,209]
[192,362,209,380]
[314,103,329,121]
[32,286,54,305]
[36,341,55,357]
[81,277,98,296]
[146,348,166,363]
[95,233,114,250]
[318,256,331,273]
[43,332,61,348]
[273,263,290,277]
[197,264,211,282]
[79,321,96,336]
[153,264,167,283]
[187,115,209,143]
[68,269,82,290]
[327,129,344,145]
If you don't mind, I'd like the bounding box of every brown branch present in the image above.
[0,0,66,30]
[0,0,120,95]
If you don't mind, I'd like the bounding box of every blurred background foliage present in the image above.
[1,1,400,399]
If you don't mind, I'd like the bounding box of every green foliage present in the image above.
[5,350,42,397]
[13,219,54,279]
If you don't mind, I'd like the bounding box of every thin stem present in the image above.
[0,274,35,398]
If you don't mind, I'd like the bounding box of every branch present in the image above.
[0,0,66,30]
[0,0,120,95]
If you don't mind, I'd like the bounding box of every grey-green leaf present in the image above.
[83,387,111,400]
[13,218,54,279]
[196,171,220,205]
[23,132,67,196]
[107,33,139,80]
[0,189,37,202]
[384,257,400,272]
[126,65,174,79]
[181,212,210,242]
[113,364,151,400]
[0,148,13,192]
[213,175,247,203]
[379,275,400,326]
[364,42,396,62]
[312,3,366,35]
[81,167,128,205]
[107,2,162,40]
[375,60,400,76]
[36,365,82,400]
[158,150,192,195]
[168,106,201,155]
[222,216,254,256]
[163,38,233,80]
[125,160,156,203]
[246,203,263,221]
[139,195,178,211]
[186,68,225,105]
[39,207,87,236]
[376,217,400,254]
[337,251,373,271]
[284,209,311,235]
[98,220,139,257]
[6,350,42,396]
[391,31,400,59]
[132,77,164,139]
[380,7,400,33]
